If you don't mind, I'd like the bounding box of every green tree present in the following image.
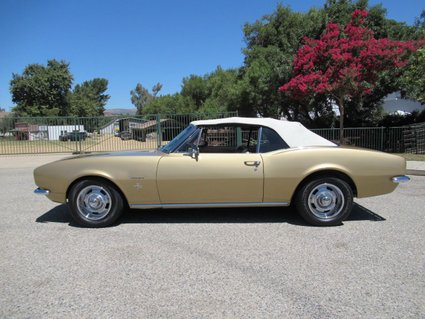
[10,60,73,116]
[181,75,210,108]
[69,78,110,116]
[152,83,163,97]
[130,83,162,115]
[143,94,196,114]
[145,67,241,114]
[402,48,425,104]
[241,5,329,119]
[239,45,292,117]
[198,67,241,114]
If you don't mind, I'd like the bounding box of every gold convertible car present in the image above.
[34,117,409,227]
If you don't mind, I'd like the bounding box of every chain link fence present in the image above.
[0,114,424,155]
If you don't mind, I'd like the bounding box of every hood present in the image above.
[59,149,163,161]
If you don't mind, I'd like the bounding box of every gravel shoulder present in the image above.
[0,156,424,318]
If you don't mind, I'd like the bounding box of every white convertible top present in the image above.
[191,117,336,148]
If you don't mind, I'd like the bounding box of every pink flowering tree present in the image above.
[279,10,418,143]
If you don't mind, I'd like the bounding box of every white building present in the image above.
[47,125,85,140]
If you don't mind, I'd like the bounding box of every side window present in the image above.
[259,127,289,153]
[199,126,237,153]
[197,125,259,153]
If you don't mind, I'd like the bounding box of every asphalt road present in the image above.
[0,155,424,318]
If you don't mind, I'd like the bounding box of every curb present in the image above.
[407,169,425,176]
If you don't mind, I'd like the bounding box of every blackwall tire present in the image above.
[68,179,125,228]
[295,177,353,226]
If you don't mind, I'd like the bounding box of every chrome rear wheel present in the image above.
[308,183,345,220]
[295,177,353,226]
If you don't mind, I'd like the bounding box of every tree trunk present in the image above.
[338,99,345,145]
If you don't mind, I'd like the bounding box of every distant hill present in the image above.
[104,108,137,116]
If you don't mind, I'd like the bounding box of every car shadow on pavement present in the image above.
[36,202,385,227]
[348,203,386,222]
[35,204,77,226]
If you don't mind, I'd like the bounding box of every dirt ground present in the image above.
[0,134,160,154]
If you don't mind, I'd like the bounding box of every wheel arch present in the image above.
[291,169,357,203]
[66,176,130,209]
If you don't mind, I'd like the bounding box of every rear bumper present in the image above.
[34,188,50,195]
[392,175,410,183]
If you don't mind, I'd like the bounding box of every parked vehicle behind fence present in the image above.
[59,131,88,142]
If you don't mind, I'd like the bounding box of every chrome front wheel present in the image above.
[69,179,125,227]
[76,185,112,221]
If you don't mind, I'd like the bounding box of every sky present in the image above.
[0,0,423,111]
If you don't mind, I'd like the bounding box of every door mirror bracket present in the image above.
[184,145,199,161]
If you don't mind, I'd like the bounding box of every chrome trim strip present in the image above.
[256,127,263,154]
[392,175,410,183]
[129,201,290,209]
[34,188,50,195]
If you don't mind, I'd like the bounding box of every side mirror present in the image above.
[186,145,199,160]
[191,146,199,160]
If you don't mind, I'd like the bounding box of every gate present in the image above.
[0,112,237,155]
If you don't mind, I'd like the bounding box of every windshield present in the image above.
[160,124,198,153]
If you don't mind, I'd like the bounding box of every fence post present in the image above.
[74,117,79,154]
[156,114,162,148]
[381,127,384,151]
[78,117,83,154]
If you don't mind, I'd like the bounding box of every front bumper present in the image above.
[34,187,50,195]
[392,175,410,183]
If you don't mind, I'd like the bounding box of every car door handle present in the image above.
[244,161,261,167]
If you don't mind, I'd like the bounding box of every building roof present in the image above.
[99,117,147,130]
[191,117,336,148]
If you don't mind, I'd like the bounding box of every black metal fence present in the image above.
[0,112,237,155]
[0,113,424,155]
[311,124,425,154]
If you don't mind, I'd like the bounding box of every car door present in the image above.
[156,152,264,204]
